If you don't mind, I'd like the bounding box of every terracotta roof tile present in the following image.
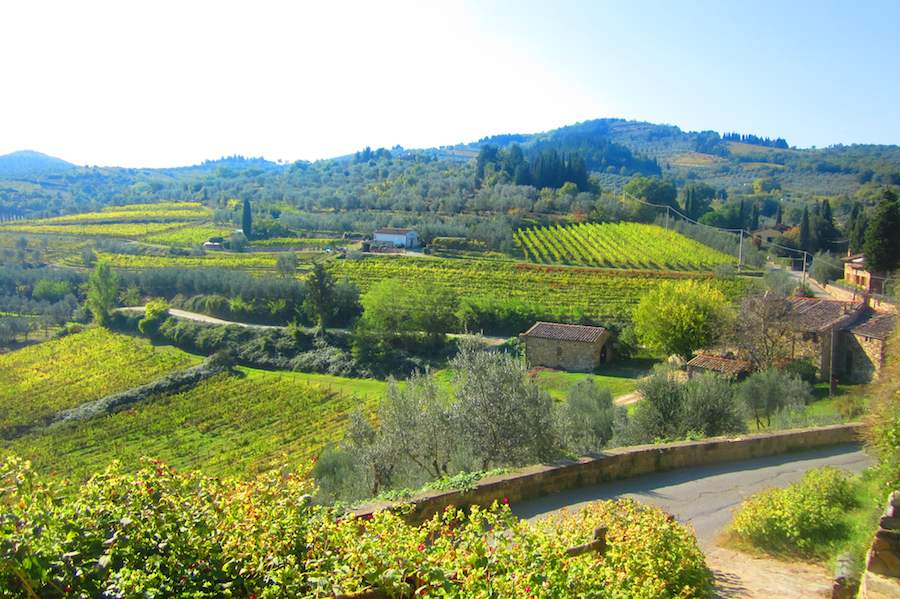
[520,322,607,343]
[787,298,863,332]
[686,354,752,376]
[849,313,896,340]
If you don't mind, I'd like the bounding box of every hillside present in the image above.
[1,117,898,224]
[0,150,73,177]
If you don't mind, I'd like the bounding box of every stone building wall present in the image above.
[523,333,609,372]
[840,333,886,383]
[790,331,830,379]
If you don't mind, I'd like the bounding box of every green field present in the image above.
[0,328,200,435]
[0,222,189,238]
[5,367,387,481]
[514,223,735,271]
[143,224,234,246]
[333,255,752,324]
[531,359,655,399]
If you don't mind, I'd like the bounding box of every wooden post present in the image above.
[565,526,607,557]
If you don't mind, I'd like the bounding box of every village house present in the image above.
[686,353,752,380]
[373,227,419,249]
[519,322,612,372]
[751,223,790,245]
[842,253,888,295]
[786,297,895,382]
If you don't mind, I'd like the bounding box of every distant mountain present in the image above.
[0,150,74,177]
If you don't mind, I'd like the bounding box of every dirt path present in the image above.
[613,390,642,406]
[707,546,831,598]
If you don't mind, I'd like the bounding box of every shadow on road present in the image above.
[512,443,867,521]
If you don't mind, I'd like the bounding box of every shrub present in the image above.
[731,467,856,557]
[556,379,617,454]
[0,456,713,598]
[783,358,817,384]
[137,298,169,335]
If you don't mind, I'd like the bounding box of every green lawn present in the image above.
[532,359,656,400]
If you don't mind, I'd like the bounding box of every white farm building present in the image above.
[373,227,419,248]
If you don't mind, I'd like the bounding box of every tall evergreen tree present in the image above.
[848,204,868,254]
[242,198,253,239]
[799,206,811,252]
[750,202,760,231]
[775,203,783,225]
[862,190,900,274]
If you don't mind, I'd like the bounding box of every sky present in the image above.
[1,0,898,167]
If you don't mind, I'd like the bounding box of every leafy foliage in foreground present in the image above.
[1,456,712,598]
[730,467,856,557]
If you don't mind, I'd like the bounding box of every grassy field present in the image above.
[5,367,387,481]
[531,359,655,399]
[514,223,736,271]
[333,255,753,324]
[0,328,200,436]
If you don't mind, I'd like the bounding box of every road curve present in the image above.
[512,443,872,547]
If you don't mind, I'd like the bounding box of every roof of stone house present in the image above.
[520,322,607,343]
[787,297,865,332]
[849,312,897,340]
[374,227,415,235]
[841,253,866,263]
[686,353,752,376]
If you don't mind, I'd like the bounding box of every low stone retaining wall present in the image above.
[354,423,864,524]
[858,491,900,599]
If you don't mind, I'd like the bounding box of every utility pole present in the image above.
[737,229,743,270]
[802,251,809,287]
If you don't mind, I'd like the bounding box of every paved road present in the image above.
[512,443,872,547]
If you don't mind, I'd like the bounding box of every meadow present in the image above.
[6,367,387,481]
[143,224,233,246]
[0,222,189,238]
[514,222,736,271]
[0,328,200,436]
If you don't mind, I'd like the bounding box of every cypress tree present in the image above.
[862,190,900,273]
[242,198,253,240]
[799,206,811,252]
[750,202,760,231]
[775,203,783,225]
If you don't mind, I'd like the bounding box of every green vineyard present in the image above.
[332,256,752,325]
[514,222,735,271]
[0,328,200,436]
[5,368,386,481]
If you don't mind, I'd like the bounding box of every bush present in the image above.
[810,251,843,284]
[556,379,618,455]
[137,298,169,335]
[731,467,856,557]
[0,456,713,598]
[783,358,817,384]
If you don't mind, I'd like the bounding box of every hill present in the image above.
[0,150,74,177]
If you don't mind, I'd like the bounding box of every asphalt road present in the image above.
[512,443,873,547]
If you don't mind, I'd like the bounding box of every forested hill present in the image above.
[1,118,898,226]
[0,150,74,177]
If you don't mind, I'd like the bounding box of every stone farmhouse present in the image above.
[787,297,895,383]
[519,322,612,372]
[373,227,419,249]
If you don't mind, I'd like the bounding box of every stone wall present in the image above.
[790,330,830,379]
[858,492,900,599]
[354,423,863,525]
[840,333,886,383]
[523,333,608,372]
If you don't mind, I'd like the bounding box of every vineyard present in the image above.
[143,224,233,246]
[332,256,752,324]
[0,222,189,238]
[6,368,386,481]
[0,328,200,436]
[513,222,735,271]
[61,250,290,271]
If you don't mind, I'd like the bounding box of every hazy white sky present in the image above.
[2,0,898,167]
